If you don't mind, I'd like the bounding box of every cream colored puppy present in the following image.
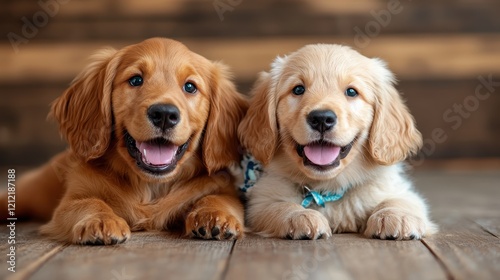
[238,44,437,240]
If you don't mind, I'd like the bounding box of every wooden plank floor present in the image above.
[1,170,499,280]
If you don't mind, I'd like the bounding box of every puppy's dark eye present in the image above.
[128,75,143,87]
[183,82,197,94]
[345,87,358,97]
[292,85,305,95]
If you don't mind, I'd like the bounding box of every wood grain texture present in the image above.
[475,218,500,238]
[416,171,500,280]
[0,170,498,279]
[0,223,64,280]
[414,171,500,220]
[32,231,234,280]
[421,218,500,280]
[225,234,446,280]
[2,0,499,39]
[2,34,500,84]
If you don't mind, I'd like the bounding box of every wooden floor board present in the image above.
[414,171,500,280]
[225,234,446,280]
[413,171,500,220]
[32,231,234,280]
[421,218,500,280]
[225,234,353,280]
[474,218,500,238]
[0,170,498,279]
[0,223,63,280]
[330,235,447,280]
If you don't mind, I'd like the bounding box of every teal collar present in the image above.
[301,185,346,208]
[239,153,347,208]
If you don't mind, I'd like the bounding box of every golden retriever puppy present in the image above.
[2,38,248,244]
[238,44,437,240]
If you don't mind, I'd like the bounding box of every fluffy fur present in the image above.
[1,38,248,244]
[238,44,437,240]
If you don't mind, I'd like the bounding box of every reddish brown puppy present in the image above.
[1,38,248,245]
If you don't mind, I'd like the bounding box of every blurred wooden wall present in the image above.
[1,0,499,166]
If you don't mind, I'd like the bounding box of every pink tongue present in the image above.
[303,144,340,166]
[136,141,178,166]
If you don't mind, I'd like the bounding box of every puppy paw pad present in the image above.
[186,208,243,240]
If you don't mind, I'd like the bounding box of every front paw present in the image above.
[72,214,131,245]
[186,208,243,240]
[364,209,428,240]
[282,209,331,240]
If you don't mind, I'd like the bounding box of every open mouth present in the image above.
[125,131,189,175]
[296,139,354,171]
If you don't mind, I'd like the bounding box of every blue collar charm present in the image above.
[301,185,345,208]
[239,153,263,193]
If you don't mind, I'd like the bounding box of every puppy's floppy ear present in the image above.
[368,59,423,165]
[50,48,120,161]
[237,71,278,165]
[203,62,248,174]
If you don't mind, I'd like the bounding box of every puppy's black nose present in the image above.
[147,104,180,130]
[307,110,337,133]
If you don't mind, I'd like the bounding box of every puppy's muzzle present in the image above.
[147,103,180,131]
[307,110,337,133]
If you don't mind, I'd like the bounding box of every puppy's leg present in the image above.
[249,201,331,240]
[39,164,132,245]
[146,172,244,240]
[184,173,244,240]
[364,193,437,240]
[247,176,331,240]
[41,197,130,245]
[0,151,68,221]
[186,191,244,240]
